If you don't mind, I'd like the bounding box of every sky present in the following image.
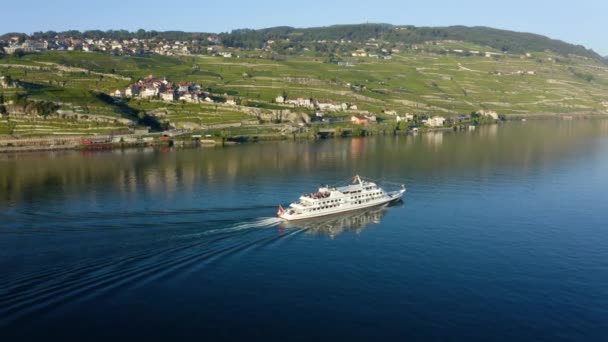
[2,0,607,55]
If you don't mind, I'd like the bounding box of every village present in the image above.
[107,74,500,132]
[1,33,538,64]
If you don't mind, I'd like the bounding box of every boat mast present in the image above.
[355,174,363,187]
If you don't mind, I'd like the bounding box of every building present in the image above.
[179,93,197,103]
[317,102,343,111]
[140,87,158,99]
[161,91,175,102]
[3,40,48,54]
[125,86,139,98]
[0,76,10,88]
[177,82,190,93]
[286,97,313,108]
[275,95,285,103]
[478,110,498,120]
[225,96,237,105]
[424,116,446,127]
[351,115,370,125]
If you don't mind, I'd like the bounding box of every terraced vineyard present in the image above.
[1,41,608,136]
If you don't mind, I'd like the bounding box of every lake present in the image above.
[1,120,608,341]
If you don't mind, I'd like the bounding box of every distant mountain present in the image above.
[1,24,603,61]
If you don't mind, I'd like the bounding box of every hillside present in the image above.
[220,24,602,60]
[1,29,608,137]
[2,24,603,61]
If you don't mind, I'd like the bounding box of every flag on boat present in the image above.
[277,205,285,216]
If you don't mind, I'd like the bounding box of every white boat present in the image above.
[277,175,406,221]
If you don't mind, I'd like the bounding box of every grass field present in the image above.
[1,43,608,135]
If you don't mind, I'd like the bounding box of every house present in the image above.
[351,115,370,125]
[207,35,221,44]
[396,113,414,122]
[0,76,9,88]
[177,82,190,93]
[383,110,397,116]
[125,86,139,97]
[285,97,312,108]
[457,114,471,122]
[317,102,343,111]
[423,116,446,127]
[113,89,125,97]
[161,91,175,102]
[179,93,197,103]
[4,40,48,54]
[140,86,158,98]
[349,104,358,110]
[225,96,237,105]
[275,95,285,103]
[478,110,498,120]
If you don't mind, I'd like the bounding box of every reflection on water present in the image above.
[1,120,608,341]
[1,120,608,208]
[279,202,400,239]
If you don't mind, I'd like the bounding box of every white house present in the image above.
[275,95,285,103]
[396,113,414,122]
[180,93,197,103]
[140,87,158,99]
[478,110,498,120]
[285,97,312,108]
[0,76,10,88]
[424,116,446,127]
[161,91,175,102]
[317,103,343,111]
[125,87,138,97]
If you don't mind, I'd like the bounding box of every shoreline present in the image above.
[1,115,606,154]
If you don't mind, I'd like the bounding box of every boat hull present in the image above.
[279,189,404,221]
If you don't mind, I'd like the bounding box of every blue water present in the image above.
[1,121,608,340]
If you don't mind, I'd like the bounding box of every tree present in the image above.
[14,49,25,58]
[7,120,16,135]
